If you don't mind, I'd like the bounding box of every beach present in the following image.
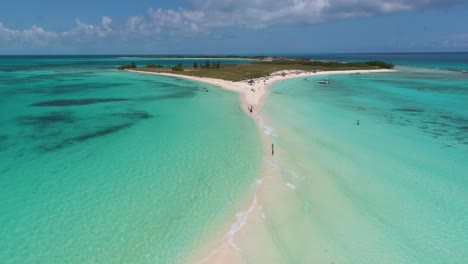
[129,69,394,115]
[131,68,396,263]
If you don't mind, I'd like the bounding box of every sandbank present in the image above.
[129,69,394,114]
[129,68,395,263]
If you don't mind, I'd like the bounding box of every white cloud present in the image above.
[62,16,113,39]
[102,16,112,30]
[0,16,112,49]
[126,8,205,35]
[437,32,468,48]
[0,0,465,48]
[0,22,57,46]
[123,0,465,34]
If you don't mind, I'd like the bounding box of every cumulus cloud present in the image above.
[102,16,112,30]
[126,8,205,35]
[0,16,112,49]
[125,0,465,33]
[0,0,465,48]
[439,32,468,48]
[62,16,113,38]
[0,22,57,46]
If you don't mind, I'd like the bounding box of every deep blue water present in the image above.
[0,55,255,72]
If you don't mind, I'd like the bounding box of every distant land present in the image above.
[119,57,394,82]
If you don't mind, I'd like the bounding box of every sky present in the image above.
[0,0,467,54]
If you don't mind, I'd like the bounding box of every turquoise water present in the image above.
[0,57,261,263]
[262,67,468,263]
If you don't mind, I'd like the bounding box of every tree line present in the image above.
[193,60,221,69]
[117,60,224,71]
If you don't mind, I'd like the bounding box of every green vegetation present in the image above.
[146,64,164,68]
[300,60,393,69]
[172,63,184,71]
[363,61,394,69]
[117,62,137,70]
[197,60,221,69]
[134,55,265,60]
[132,58,394,82]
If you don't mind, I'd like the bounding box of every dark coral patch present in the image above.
[141,91,195,101]
[30,98,128,107]
[17,112,75,127]
[394,108,424,113]
[111,111,154,120]
[41,123,133,152]
[73,124,132,142]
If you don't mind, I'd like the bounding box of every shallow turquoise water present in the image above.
[263,67,468,263]
[0,58,261,263]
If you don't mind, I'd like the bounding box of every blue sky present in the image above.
[0,0,467,54]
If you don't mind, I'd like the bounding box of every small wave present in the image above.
[256,115,278,137]
[261,206,267,219]
[116,56,139,59]
[199,178,264,263]
[287,169,304,180]
[263,125,277,137]
[225,178,264,250]
[227,195,257,250]
[263,156,279,168]
[255,178,263,185]
[446,68,464,73]
[286,182,297,190]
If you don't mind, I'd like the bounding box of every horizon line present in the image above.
[1,51,468,56]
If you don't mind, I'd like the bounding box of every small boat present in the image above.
[318,78,330,84]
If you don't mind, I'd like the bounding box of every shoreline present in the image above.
[128,69,394,115]
[118,57,260,60]
[128,68,395,263]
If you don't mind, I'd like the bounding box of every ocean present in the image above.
[284,52,468,71]
[0,56,261,263]
[253,54,468,263]
[1,53,467,263]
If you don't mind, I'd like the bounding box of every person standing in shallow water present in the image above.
[271,144,274,156]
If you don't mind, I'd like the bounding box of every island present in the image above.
[121,57,395,115]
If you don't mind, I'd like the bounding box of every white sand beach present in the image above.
[130,69,394,114]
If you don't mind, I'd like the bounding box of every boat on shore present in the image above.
[318,78,330,84]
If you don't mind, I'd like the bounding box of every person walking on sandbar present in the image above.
[271,143,274,156]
